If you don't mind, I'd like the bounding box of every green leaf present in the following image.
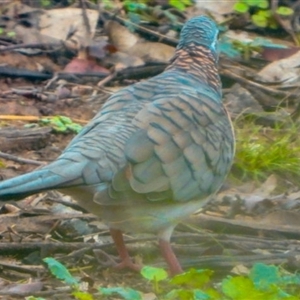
[40,118,50,125]
[99,287,142,300]
[268,18,279,29]
[6,31,16,37]
[124,1,147,12]
[166,289,215,300]
[53,125,67,132]
[72,291,94,300]
[257,9,272,18]
[222,276,264,299]
[244,0,256,6]
[66,123,82,133]
[25,297,46,300]
[125,2,138,12]
[170,269,213,289]
[102,0,114,9]
[40,116,82,133]
[182,0,192,5]
[43,257,79,285]
[233,2,249,13]
[194,290,212,300]
[276,6,294,16]
[169,0,186,11]
[249,263,300,298]
[257,0,269,9]
[283,296,300,300]
[51,116,66,131]
[250,263,280,290]
[41,0,51,6]
[252,14,268,27]
[140,266,168,281]
[205,288,222,299]
[245,0,267,7]
[58,116,73,124]
[165,289,194,300]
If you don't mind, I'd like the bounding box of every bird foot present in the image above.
[109,228,143,272]
[94,249,142,272]
[114,257,142,272]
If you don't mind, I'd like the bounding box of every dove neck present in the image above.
[167,45,221,95]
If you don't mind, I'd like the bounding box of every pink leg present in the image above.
[159,239,183,275]
[110,228,142,272]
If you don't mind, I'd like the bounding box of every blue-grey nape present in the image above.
[177,15,219,53]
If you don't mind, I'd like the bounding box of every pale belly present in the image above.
[61,186,211,234]
[102,197,211,233]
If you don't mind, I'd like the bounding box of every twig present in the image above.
[0,115,88,124]
[0,152,46,166]
[221,68,299,99]
[0,42,64,52]
[104,10,179,45]
[97,70,117,87]
[0,289,72,298]
[79,0,92,40]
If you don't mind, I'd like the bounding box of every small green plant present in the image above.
[221,36,288,60]
[234,0,269,13]
[101,0,115,9]
[44,257,79,285]
[123,0,148,12]
[233,119,300,181]
[40,116,82,133]
[169,0,192,11]
[231,39,262,61]
[141,266,168,294]
[167,268,221,299]
[223,263,300,300]
[40,0,51,7]
[31,258,300,299]
[99,287,142,299]
[101,264,300,299]
[0,28,16,37]
[43,257,93,300]
[234,0,294,29]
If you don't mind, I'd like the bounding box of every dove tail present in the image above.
[0,160,80,201]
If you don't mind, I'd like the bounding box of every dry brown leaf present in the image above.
[105,20,175,64]
[130,42,174,63]
[1,3,99,49]
[105,20,139,52]
[257,50,300,84]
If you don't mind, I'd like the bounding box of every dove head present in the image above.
[177,16,219,55]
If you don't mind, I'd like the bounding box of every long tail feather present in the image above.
[0,159,84,201]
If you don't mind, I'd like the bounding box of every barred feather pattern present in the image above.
[0,16,234,245]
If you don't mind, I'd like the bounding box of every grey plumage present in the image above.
[0,16,234,274]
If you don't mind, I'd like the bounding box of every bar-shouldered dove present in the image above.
[0,16,234,275]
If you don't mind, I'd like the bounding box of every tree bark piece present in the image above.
[0,126,52,152]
